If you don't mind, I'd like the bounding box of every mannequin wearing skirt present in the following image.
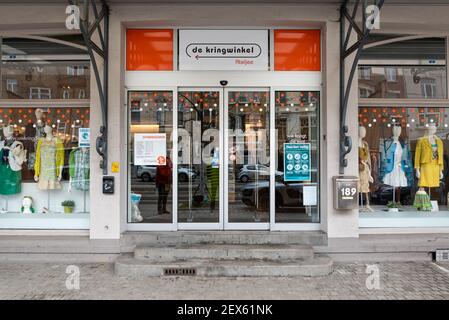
[414,124,443,211]
[382,126,408,204]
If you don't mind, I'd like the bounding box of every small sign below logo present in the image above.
[78,128,90,148]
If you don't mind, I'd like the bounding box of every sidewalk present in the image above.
[0,262,448,300]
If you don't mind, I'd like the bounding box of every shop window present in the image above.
[275,91,320,223]
[29,87,51,99]
[386,67,397,82]
[67,65,85,76]
[359,87,374,98]
[359,36,447,99]
[359,66,371,80]
[1,37,90,100]
[358,65,446,99]
[0,106,91,229]
[63,89,70,99]
[358,106,449,227]
[6,79,18,93]
[274,30,321,71]
[421,79,437,98]
[128,91,173,223]
[126,29,174,71]
[78,89,86,99]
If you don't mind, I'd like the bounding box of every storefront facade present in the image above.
[1,2,449,243]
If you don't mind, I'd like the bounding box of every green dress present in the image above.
[0,141,22,195]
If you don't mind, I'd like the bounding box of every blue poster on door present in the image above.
[284,143,311,182]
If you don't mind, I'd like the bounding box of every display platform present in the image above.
[360,205,449,228]
[0,212,89,229]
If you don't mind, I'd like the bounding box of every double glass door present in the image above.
[177,87,270,229]
[128,87,320,230]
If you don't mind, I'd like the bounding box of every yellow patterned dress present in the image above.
[34,137,65,190]
[415,137,443,188]
[358,142,371,193]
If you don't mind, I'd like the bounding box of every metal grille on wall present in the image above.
[67,0,109,175]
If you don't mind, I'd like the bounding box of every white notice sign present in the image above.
[134,133,167,166]
[179,29,269,71]
[303,186,317,206]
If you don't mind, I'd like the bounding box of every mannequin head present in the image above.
[392,125,402,139]
[427,123,437,136]
[21,196,34,214]
[2,125,13,139]
[44,125,53,138]
[359,126,367,139]
[35,108,44,120]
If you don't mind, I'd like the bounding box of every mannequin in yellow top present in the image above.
[34,125,65,190]
[415,124,443,188]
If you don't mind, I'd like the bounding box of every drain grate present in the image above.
[164,267,197,276]
[436,249,449,262]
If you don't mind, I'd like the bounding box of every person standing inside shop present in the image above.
[156,155,172,215]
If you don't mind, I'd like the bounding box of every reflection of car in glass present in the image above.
[241,180,315,210]
[237,164,283,183]
[136,165,196,182]
[370,183,412,205]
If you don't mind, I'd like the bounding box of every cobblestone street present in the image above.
[0,261,449,300]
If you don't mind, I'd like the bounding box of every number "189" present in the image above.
[341,187,357,197]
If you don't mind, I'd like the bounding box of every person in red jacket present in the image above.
[155,156,172,214]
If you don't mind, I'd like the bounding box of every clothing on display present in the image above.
[0,139,26,195]
[358,141,371,193]
[415,136,444,187]
[25,121,45,170]
[379,138,413,187]
[69,147,90,191]
[34,137,65,190]
[413,189,432,211]
[370,152,380,188]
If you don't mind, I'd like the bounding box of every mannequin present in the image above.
[21,196,35,214]
[415,124,443,185]
[0,125,27,196]
[414,123,443,210]
[68,147,90,192]
[34,125,64,190]
[358,126,374,212]
[380,125,412,203]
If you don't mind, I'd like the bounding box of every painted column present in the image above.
[89,13,125,239]
[322,20,359,238]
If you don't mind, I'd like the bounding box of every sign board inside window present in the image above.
[134,133,167,166]
[283,143,311,182]
[178,30,269,71]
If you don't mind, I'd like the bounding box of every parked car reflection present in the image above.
[237,164,283,183]
[370,183,413,205]
[136,165,197,182]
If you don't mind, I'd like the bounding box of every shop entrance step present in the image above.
[114,243,333,277]
[134,244,314,262]
[114,255,333,277]
[120,231,327,251]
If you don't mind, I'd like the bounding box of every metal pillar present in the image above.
[68,0,109,175]
[339,0,384,174]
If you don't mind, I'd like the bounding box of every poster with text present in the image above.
[283,143,311,182]
[134,133,167,166]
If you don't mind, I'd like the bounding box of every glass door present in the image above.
[177,88,223,229]
[224,88,270,229]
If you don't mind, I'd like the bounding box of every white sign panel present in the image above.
[179,29,269,71]
[303,186,317,206]
[78,128,90,148]
[134,133,167,166]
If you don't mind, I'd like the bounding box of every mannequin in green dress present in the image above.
[0,125,27,196]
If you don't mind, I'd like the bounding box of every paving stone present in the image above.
[0,262,448,299]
